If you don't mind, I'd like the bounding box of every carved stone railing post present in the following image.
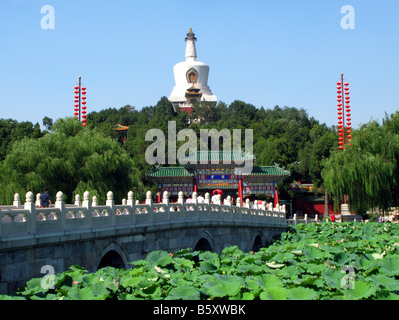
[55,191,65,210]
[24,191,34,212]
[226,196,232,206]
[127,191,134,207]
[82,191,91,209]
[304,213,308,225]
[245,199,250,209]
[35,193,41,207]
[178,191,184,205]
[106,191,114,208]
[13,193,21,208]
[145,191,152,206]
[92,196,98,207]
[25,191,35,234]
[74,194,81,206]
[107,191,115,224]
[82,191,92,226]
[122,198,127,205]
[55,191,66,231]
[204,192,210,204]
[162,191,169,205]
[126,192,135,223]
[236,197,241,207]
[192,192,198,205]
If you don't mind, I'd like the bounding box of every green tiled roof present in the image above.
[250,166,290,177]
[146,167,193,178]
[179,150,255,163]
[147,166,290,178]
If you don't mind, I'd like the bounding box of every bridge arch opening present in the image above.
[194,238,213,252]
[97,250,126,270]
[252,235,263,252]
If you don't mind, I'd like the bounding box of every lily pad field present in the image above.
[2,222,399,300]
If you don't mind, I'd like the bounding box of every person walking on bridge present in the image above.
[40,188,52,208]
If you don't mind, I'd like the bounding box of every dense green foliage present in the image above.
[5,98,336,205]
[322,112,399,214]
[0,118,145,204]
[3,96,399,216]
[2,222,399,300]
[0,119,42,161]
[87,98,337,196]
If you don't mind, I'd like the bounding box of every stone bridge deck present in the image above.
[0,190,287,294]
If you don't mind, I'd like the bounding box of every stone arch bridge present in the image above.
[0,190,287,294]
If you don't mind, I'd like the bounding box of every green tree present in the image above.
[0,117,145,204]
[322,112,399,215]
[42,116,53,131]
[0,119,43,161]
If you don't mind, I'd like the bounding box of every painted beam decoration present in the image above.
[158,184,194,196]
[196,168,238,189]
[243,183,277,196]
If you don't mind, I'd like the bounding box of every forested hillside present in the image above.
[0,97,337,205]
[86,97,338,198]
[3,96,398,217]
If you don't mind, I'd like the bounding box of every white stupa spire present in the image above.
[185,28,197,61]
[168,28,217,114]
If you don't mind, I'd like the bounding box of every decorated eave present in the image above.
[146,166,289,179]
[146,166,193,179]
[250,166,290,177]
[114,124,129,131]
[186,84,201,93]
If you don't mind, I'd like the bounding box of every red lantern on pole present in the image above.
[337,74,353,151]
[73,76,87,126]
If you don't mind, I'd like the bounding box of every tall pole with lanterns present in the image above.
[74,76,87,126]
[337,73,351,149]
[336,73,352,207]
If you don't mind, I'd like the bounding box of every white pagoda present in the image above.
[168,28,217,115]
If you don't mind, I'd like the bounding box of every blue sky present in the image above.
[0,0,398,129]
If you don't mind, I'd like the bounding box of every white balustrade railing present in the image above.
[287,213,321,226]
[0,190,287,240]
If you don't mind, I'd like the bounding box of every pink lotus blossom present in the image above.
[73,281,79,285]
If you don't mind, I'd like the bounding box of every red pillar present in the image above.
[238,175,243,207]
[193,177,198,193]
[157,185,161,203]
[274,188,279,208]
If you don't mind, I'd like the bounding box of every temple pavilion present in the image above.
[147,150,290,205]
[113,124,129,143]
